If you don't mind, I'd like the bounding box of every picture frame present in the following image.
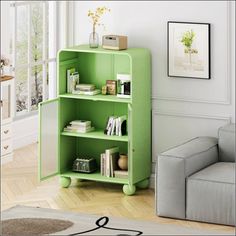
[167,21,210,79]
[106,80,117,95]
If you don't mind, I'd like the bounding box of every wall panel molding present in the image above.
[152,109,231,122]
[153,1,231,105]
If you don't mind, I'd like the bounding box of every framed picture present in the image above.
[106,80,117,95]
[167,21,210,79]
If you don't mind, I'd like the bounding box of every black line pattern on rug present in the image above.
[68,216,143,235]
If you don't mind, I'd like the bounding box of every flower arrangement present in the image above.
[88,6,111,33]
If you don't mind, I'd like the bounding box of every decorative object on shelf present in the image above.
[118,154,128,170]
[72,157,98,173]
[106,80,117,95]
[102,35,128,50]
[117,74,131,98]
[87,6,111,48]
[104,115,126,136]
[168,21,210,79]
[0,55,10,76]
[101,85,107,95]
[67,68,79,93]
[64,120,94,133]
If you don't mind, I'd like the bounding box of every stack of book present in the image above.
[100,146,119,177]
[67,68,79,93]
[104,115,127,136]
[114,170,128,179]
[72,84,101,96]
[64,120,94,133]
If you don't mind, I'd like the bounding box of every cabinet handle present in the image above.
[0,100,3,107]
[4,130,9,134]
[4,145,9,150]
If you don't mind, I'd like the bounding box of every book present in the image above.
[67,68,79,93]
[64,126,95,133]
[105,146,119,177]
[70,120,91,127]
[76,84,95,91]
[72,89,101,96]
[100,153,105,176]
[110,152,119,177]
[107,117,114,136]
[114,170,128,179]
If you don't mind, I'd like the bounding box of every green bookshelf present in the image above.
[39,45,151,195]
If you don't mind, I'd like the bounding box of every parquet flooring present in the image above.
[1,143,235,233]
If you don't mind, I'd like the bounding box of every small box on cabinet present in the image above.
[102,35,127,50]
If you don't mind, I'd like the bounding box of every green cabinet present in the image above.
[39,45,151,195]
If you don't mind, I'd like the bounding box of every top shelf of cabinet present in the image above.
[58,44,147,56]
[59,93,131,103]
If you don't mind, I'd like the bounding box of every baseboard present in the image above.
[13,132,38,150]
[149,173,155,189]
[13,115,38,149]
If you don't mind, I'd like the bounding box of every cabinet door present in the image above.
[39,98,59,180]
[1,80,14,125]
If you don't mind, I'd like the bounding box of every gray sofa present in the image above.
[156,124,235,226]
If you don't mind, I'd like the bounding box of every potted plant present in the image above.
[88,6,110,48]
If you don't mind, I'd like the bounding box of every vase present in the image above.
[89,31,99,48]
[118,154,128,170]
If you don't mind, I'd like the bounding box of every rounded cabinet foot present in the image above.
[123,184,136,196]
[60,176,71,188]
[136,179,149,189]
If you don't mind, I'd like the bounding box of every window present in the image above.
[11,1,57,116]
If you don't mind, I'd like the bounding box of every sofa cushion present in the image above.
[218,124,235,162]
[186,162,235,226]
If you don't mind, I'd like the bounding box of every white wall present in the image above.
[73,1,235,180]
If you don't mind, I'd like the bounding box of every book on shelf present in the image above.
[100,153,105,176]
[67,68,79,93]
[70,120,91,127]
[72,89,101,96]
[76,84,95,91]
[64,120,94,133]
[100,146,119,177]
[104,115,127,136]
[64,126,95,133]
[114,170,128,179]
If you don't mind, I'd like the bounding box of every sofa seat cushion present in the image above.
[186,162,235,226]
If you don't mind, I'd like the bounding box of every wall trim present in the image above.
[153,109,231,122]
[153,1,231,105]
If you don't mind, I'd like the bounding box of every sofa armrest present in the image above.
[156,137,218,219]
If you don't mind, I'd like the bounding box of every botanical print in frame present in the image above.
[168,21,210,79]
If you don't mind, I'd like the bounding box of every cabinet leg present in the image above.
[136,179,149,189]
[123,184,136,196]
[60,176,71,188]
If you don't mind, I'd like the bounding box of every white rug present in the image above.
[1,206,234,235]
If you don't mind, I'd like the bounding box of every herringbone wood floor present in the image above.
[1,143,234,233]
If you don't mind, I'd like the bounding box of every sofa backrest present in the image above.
[218,123,235,162]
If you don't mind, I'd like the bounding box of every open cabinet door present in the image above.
[39,98,59,180]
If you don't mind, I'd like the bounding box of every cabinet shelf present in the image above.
[59,93,131,103]
[61,170,128,184]
[61,130,128,142]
